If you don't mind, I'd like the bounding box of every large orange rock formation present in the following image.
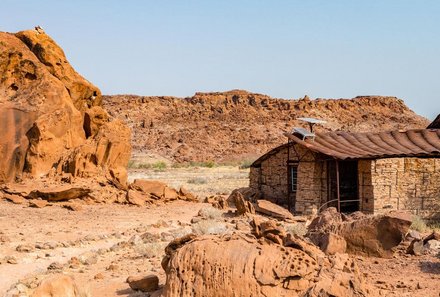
[0,28,131,186]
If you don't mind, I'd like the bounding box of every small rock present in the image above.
[0,234,10,243]
[407,230,422,240]
[151,220,169,228]
[77,251,98,265]
[140,232,161,243]
[63,203,83,211]
[127,274,159,292]
[407,239,425,255]
[161,232,174,242]
[4,193,27,205]
[424,239,440,251]
[16,244,35,253]
[106,264,119,271]
[191,216,202,224]
[5,256,18,264]
[94,273,104,280]
[29,199,49,208]
[235,220,250,231]
[47,261,64,271]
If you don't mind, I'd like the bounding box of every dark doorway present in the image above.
[328,160,359,213]
[338,161,359,212]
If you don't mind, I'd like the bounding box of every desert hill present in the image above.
[103,90,429,163]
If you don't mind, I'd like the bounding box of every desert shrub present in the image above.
[127,160,154,169]
[285,223,307,237]
[152,161,167,170]
[428,221,440,232]
[198,206,223,219]
[138,163,153,169]
[127,160,136,168]
[239,159,255,169]
[411,215,428,232]
[134,242,167,258]
[187,177,208,184]
[188,161,216,168]
[169,227,192,239]
[192,220,228,235]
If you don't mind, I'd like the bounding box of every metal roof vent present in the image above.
[292,117,327,141]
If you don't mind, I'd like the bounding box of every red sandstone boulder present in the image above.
[227,191,255,215]
[31,274,87,297]
[0,28,131,187]
[255,199,295,221]
[161,232,378,297]
[308,208,412,257]
[126,274,159,292]
[127,179,198,205]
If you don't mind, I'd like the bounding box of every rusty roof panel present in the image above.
[286,129,440,160]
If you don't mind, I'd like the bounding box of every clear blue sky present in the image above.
[2,0,439,119]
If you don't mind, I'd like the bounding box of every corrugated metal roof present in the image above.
[286,129,440,160]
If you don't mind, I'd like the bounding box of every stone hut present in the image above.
[250,128,440,220]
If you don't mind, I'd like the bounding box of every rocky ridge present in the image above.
[104,91,429,163]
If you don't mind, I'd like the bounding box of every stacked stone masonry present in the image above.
[250,143,440,220]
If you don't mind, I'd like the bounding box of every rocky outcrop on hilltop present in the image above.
[104,91,428,163]
[0,28,131,186]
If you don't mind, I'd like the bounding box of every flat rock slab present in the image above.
[28,187,91,202]
[255,200,294,220]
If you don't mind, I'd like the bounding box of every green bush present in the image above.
[411,216,428,232]
[152,161,167,170]
[127,160,137,168]
[188,161,216,168]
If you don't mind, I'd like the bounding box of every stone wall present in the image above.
[251,145,440,219]
[250,144,328,214]
[360,158,440,220]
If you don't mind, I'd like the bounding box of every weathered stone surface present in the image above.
[0,29,130,187]
[407,239,425,256]
[127,189,147,206]
[316,232,347,255]
[179,187,197,202]
[29,199,49,208]
[127,179,197,205]
[31,274,85,297]
[161,232,377,297]
[127,274,159,292]
[228,191,255,215]
[255,199,295,220]
[3,193,27,204]
[308,208,412,257]
[28,186,91,202]
[62,202,83,211]
[130,180,167,198]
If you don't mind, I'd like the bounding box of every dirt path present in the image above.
[0,200,206,296]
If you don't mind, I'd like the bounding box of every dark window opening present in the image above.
[289,164,298,194]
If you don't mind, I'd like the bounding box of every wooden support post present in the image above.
[336,160,341,212]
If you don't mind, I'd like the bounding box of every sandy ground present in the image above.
[0,200,208,296]
[1,167,439,296]
[128,166,250,197]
